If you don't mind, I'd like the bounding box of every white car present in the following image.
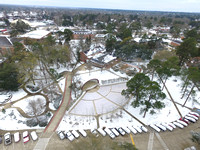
[168,122,176,129]
[23,131,30,143]
[110,128,120,136]
[128,126,137,134]
[161,123,173,131]
[133,126,142,133]
[57,131,65,140]
[184,116,196,123]
[4,132,12,145]
[117,127,126,135]
[189,112,199,117]
[173,122,184,128]
[186,114,198,120]
[71,130,80,138]
[150,124,160,132]
[97,128,106,136]
[176,120,188,127]
[30,131,38,141]
[14,132,20,143]
[140,126,148,133]
[78,129,87,137]
[155,124,167,131]
[122,126,131,134]
[104,128,115,139]
[65,131,75,141]
[90,129,99,137]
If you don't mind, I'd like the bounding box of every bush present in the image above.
[39,120,48,127]
[2,108,6,114]
[53,95,62,109]
[26,119,38,127]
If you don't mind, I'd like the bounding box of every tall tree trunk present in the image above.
[162,78,167,91]
[193,82,200,91]
[181,82,189,99]
[183,85,195,107]
[181,77,188,91]
[159,76,182,118]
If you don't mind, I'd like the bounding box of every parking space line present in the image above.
[129,134,135,145]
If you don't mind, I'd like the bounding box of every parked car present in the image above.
[176,120,187,127]
[97,128,106,136]
[30,131,38,141]
[90,129,99,137]
[110,128,119,136]
[155,124,167,131]
[4,132,12,145]
[186,114,198,120]
[128,126,137,134]
[168,122,176,129]
[150,124,160,132]
[189,112,199,117]
[122,126,131,134]
[104,128,115,139]
[140,126,148,133]
[0,135,2,144]
[173,122,184,128]
[116,127,126,135]
[161,123,173,131]
[14,132,20,143]
[184,116,196,123]
[78,129,87,137]
[65,131,75,141]
[57,131,65,140]
[23,131,30,143]
[133,126,142,133]
[71,130,80,138]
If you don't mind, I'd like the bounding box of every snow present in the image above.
[13,95,46,116]
[0,108,44,130]
[10,89,27,102]
[20,30,51,39]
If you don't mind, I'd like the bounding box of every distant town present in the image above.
[0,4,200,150]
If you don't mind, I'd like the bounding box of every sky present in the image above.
[1,0,200,13]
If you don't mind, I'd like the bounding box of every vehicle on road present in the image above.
[23,131,30,143]
[14,132,20,143]
[4,132,12,145]
[30,131,38,141]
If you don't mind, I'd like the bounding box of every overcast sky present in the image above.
[1,0,200,13]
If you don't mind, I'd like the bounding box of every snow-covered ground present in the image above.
[13,95,46,116]
[0,108,45,130]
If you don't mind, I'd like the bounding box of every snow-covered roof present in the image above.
[20,30,51,39]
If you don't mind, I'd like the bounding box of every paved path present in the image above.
[147,132,154,150]
[155,132,169,150]
[43,72,72,133]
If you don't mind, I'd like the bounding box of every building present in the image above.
[72,30,95,39]
[0,36,13,56]
[20,30,51,41]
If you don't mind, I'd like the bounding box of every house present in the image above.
[20,30,51,41]
[170,40,182,47]
[0,36,13,56]
[80,45,120,69]
[72,30,95,39]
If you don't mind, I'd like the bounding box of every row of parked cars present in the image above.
[57,125,148,141]
[150,111,199,132]
[1,131,38,146]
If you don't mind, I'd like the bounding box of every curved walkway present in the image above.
[43,72,72,133]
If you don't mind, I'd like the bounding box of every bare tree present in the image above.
[27,98,46,123]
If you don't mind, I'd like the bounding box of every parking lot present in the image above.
[0,131,42,150]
